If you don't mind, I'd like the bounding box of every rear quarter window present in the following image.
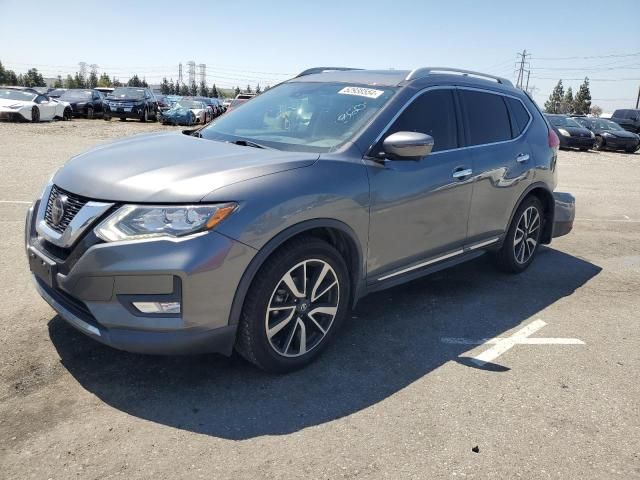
[460,90,512,146]
[506,97,531,136]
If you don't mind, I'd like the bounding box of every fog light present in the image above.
[133,301,181,314]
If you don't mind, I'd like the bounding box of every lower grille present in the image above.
[44,185,89,233]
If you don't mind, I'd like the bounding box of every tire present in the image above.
[140,107,148,122]
[103,110,111,121]
[492,196,544,274]
[86,106,94,119]
[593,136,604,151]
[31,106,40,123]
[63,107,72,121]
[625,146,637,154]
[119,117,126,122]
[236,236,351,373]
[579,147,588,151]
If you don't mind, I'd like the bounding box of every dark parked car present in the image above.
[610,109,640,133]
[57,89,110,119]
[105,87,158,122]
[544,114,595,151]
[153,94,171,112]
[572,116,640,153]
[26,67,574,372]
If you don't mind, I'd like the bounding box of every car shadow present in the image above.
[48,247,600,440]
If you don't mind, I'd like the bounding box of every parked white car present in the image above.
[0,88,71,122]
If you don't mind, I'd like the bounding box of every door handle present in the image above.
[452,168,473,179]
[516,153,530,163]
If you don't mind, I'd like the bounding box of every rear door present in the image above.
[460,88,534,245]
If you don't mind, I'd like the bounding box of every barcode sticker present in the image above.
[338,86,384,99]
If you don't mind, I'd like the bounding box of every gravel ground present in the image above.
[0,119,639,479]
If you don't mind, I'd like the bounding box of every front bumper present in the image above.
[601,136,640,151]
[560,135,595,149]
[26,201,256,355]
[108,105,144,119]
[552,192,575,238]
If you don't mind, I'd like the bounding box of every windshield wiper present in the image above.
[229,139,273,150]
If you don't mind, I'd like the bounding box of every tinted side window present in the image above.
[506,97,531,136]
[461,90,512,145]
[384,89,458,152]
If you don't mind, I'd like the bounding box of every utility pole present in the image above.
[636,85,640,109]
[515,50,531,90]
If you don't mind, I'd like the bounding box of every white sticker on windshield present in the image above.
[338,86,384,99]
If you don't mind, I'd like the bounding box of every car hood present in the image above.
[562,126,593,137]
[0,98,32,108]
[53,132,319,202]
[600,129,638,139]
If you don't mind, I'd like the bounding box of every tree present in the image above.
[141,77,149,88]
[210,83,219,98]
[245,84,252,94]
[112,77,122,87]
[74,72,86,88]
[64,74,75,88]
[161,77,170,94]
[23,68,45,87]
[168,79,175,95]
[88,70,98,88]
[590,105,603,118]
[255,83,261,94]
[97,73,112,87]
[189,81,198,96]
[199,80,208,97]
[234,86,241,96]
[574,77,592,115]
[180,83,190,96]
[560,87,574,114]
[264,84,271,92]
[53,76,63,88]
[544,80,564,114]
[128,74,142,87]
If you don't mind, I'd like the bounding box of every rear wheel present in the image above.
[63,107,72,121]
[492,196,543,274]
[139,107,148,122]
[86,106,94,119]
[236,237,351,373]
[31,106,40,123]
[625,146,637,153]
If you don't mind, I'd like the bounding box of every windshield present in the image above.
[109,87,145,99]
[0,89,36,102]
[595,119,624,131]
[201,82,397,152]
[547,115,581,128]
[60,90,92,100]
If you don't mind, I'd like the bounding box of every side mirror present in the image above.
[382,131,434,160]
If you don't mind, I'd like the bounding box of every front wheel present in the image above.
[492,196,543,273]
[86,106,94,119]
[63,107,72,121]
[593,136,604,150]
[31,106,40,123]
[236,237,351,373]
[139,108,148,122]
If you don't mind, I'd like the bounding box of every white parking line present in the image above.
[0,200,32,204]
[441,319,585,366]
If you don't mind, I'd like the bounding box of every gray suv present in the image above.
[26,67,575,372]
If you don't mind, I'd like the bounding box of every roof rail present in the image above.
[405,67,513,87]
[295,67,362,78]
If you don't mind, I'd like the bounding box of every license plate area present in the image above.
[28,248,57,288]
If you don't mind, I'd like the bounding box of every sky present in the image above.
[1,0,639,112]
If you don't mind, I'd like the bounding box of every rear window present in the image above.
[460,90,512,146]
[506,97,531,136]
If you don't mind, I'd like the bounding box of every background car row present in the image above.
[545,113,640,153]
[0,85,229,123]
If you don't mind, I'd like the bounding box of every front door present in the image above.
[365,88,473,280]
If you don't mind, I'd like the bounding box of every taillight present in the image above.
[548,128,560,152]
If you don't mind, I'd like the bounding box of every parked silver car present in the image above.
[26,67,575,372]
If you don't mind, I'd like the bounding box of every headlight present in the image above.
[602,132,615,138]
[590,131,595,138]
[558,128,570,137]
[94,203,237,242]
[8,104,23,109]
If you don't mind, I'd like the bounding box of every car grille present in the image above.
[44,185,89,233]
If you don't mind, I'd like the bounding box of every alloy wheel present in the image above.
[265,259,340,358]
[514,206,541,264]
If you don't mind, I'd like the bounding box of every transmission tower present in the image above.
[89,64,99,76]
[78,61,87,79]
[187,61,196,85]
[177,63,183,86]
[198,64,206,85]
